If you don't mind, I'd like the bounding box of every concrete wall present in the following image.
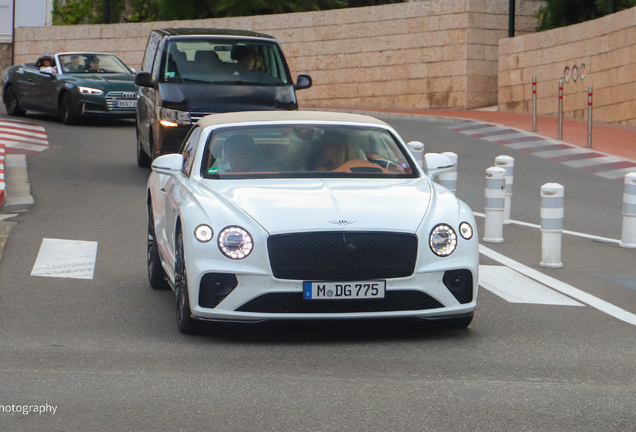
[499,6,636,126]
[13,0,541,110]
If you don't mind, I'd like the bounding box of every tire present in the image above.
[3,85,26,116]
[147,204,169,289]
[137,128,151,168]
[175,230,199,334]
[60,92,78,125]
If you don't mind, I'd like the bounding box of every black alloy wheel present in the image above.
[175,231,199,334]
[60,92,78,125]
[137,128,151,168]
[147,204,168,289]
[4,85,26,116]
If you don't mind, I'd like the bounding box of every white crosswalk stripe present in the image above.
[31,239,98,279]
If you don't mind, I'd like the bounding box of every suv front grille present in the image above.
[267,232,418,281]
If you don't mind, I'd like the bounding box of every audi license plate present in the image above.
[116,100,137,108]
[303,281,386,299]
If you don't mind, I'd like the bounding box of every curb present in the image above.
[0,143,5,208]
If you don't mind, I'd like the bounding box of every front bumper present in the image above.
[186,270,478,323]
[76,91,137,118]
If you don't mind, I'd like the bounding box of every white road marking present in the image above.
[482,133,528,142]
[472,212,621,244]
[532,147,591,158]
[563,155,623,168]
[480,245,636,326]
[479,265,583,306]
[31,239,98,279]
[459,126,508,135]
[505,140,555,149]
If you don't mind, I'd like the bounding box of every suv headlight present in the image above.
[275,86,296,105]
[218,226,253,260]
[159,107,191,127]
[429,224,457,257]
[78,86,103,95]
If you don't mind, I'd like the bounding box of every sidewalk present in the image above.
[305,107,636,162]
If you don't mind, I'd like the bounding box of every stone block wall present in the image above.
[0,44,12,78]
[499,6,636,126]
[13,0,541,110]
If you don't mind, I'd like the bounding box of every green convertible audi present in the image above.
[2,52,138,125]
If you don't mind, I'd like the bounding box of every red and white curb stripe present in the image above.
[0,144,5,207]
[449,121,636,180]
[0,119,48,208]
[0,119,50,155]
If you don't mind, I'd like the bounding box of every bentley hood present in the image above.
[202,179,432,235]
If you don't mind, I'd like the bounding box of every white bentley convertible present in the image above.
[147,111,479,334]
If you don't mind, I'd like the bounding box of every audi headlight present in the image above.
[78,86,103,95]
[459,222,473,240]
[159,107,191,127]
[218,226,253,260]
[194,224,213,243]
[429,224,457,257]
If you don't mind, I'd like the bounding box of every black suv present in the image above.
[135,28,312,166]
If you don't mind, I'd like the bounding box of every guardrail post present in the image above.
[620,172,636,248]
[438,152,458,194]
[483,167,506,243]
[587,86,593,148]
[558,80,563,140]
[495,155,514,225]
[540,183,564,268]
[532,76,537,132]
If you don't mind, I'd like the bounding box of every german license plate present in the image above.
[116,100,137,108]
[303,281,386,300]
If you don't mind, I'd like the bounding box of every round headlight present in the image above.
[459,222,473,240]
[218,226,253,260]
[429,224,458,257]
[194,224,213,243]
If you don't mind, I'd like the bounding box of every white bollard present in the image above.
[438,152,458,194]
[407,141,425,169]
[483,166,506,243]
[495,155,514,225]
[540,183,564,268]
[620,172,636,248]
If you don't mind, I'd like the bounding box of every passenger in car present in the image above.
[220,134,270,173]
[66,55,84,73]
[35,54,57,73]
[314,131,360,171]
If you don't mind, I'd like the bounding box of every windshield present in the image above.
[59,54,131,74]
[162,39,291,85]
[200,125,417,179]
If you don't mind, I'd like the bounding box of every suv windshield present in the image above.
[59,54,130,74]
[163,39,291,85]
[200,125,417,179]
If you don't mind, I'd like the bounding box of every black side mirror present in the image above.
[293,74,312,91]
[135,71,154,88]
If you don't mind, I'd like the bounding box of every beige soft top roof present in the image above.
[196,110,390,129]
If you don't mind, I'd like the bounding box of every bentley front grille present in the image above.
[267,232,418,281]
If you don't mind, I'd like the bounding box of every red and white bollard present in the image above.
[438,152,458,194]
[540,183,564,268]
[620,172,636,248]
[495,155,514,224]
[483,166,506,243]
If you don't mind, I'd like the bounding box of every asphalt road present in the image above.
[0,108,635,431]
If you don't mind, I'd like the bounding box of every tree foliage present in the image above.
[536,0,636,31]
[53,0,402,24]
